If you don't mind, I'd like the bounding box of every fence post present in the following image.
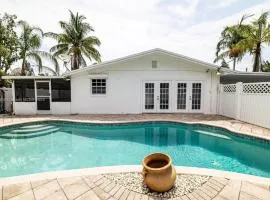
[235,82,243,120]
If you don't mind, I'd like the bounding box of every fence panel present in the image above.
[219,82,270,129]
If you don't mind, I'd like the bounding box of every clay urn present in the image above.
[142,152,176,192]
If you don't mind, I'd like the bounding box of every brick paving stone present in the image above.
[107,197,117,200]
[239,191,261,200]
[3,182,31,200]
[82,176,97,189]
[58,177,90,200]
[193,189,211,200]
[42,189,67,200]
[180,195,189,200]
[33,180,61,200]
[208,179,224,188]
[8,190,35,200]
[93,187,111,200]
[190,191,205,200]
[31,179,52,189]
[109,185,121,196]
[126,191,136,200]
[99,179,112,190]
[201,185,218,198]
[95,178,108,187]
[119,189,130,200]
[104,182,117,193]
[186,193,199,200]
[75,190,101,200]
[241,181,270,200]
[210,177,229,186]
[198,187,215,199]
[134,192,142,200]
[213,180,241,200]
[204,182,222,191]
[92,175,104,183]
[114,186,125,199]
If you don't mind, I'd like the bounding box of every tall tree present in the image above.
[0,13,19,73]
[45,10,101,70]
[18,21,59,75]
[214,15,251,70]
[236,12,270,72]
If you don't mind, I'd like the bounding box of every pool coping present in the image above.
[1,165,270,186]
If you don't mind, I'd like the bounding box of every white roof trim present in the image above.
[63,48,232,77]
[2,76,62,80]
[222,72,270,76]
[88,74,108,79]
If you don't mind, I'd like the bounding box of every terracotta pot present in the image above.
[142,153,176,192]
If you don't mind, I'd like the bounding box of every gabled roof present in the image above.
[63,48,232,77]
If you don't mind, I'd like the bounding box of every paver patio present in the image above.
[1,174,270,200]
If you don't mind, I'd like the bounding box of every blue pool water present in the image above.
[0,121,270,178]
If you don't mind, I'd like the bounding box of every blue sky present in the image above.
[1,0,270,72]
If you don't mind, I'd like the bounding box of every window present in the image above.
[15,80,35,102]
[91,79,106,94]
[51,79,71,102]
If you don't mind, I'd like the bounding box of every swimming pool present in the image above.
[0,121,270,178]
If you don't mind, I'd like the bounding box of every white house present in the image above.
[3,48,228,115]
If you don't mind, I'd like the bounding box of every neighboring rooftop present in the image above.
[221,72,270,84]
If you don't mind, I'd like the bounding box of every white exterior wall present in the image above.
[51,102,71,115]
[71,53,219,114]
[14,102,36,115]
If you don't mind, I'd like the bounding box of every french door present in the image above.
[143,81,171,113]
[176,82,202,113]
[143,81,202,113]
[35,81,51,111]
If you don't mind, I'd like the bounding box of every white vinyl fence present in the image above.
[219,82,270,129]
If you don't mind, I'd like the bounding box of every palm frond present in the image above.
[26,52,42,73]
[43,32,59,40]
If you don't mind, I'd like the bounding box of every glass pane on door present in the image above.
[145,83,154,110]
[177,83,187,110]
[37,97,50,110]
[192,83,201,110]
[36,82,50,96]
[160,83,169,110]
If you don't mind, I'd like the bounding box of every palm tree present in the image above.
[18,21,59,75]
[214,15,251,70]
[45,11,101,70]
[236,12,270,72]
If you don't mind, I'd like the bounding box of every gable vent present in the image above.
[152,60,158,68]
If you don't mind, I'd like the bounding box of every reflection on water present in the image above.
[0,122,270,177]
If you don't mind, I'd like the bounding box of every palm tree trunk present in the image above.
[233,58,236,71]
[252,43,261,72]
[21,58,26,75]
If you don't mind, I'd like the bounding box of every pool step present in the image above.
[11,125,56,133]
[0,128,60,139]
[20,124,48,129]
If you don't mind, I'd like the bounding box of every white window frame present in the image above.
[90,78,107,96]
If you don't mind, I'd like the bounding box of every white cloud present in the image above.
[1,0,269,72]
[210,0,242,9]
[166,0,199,17]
